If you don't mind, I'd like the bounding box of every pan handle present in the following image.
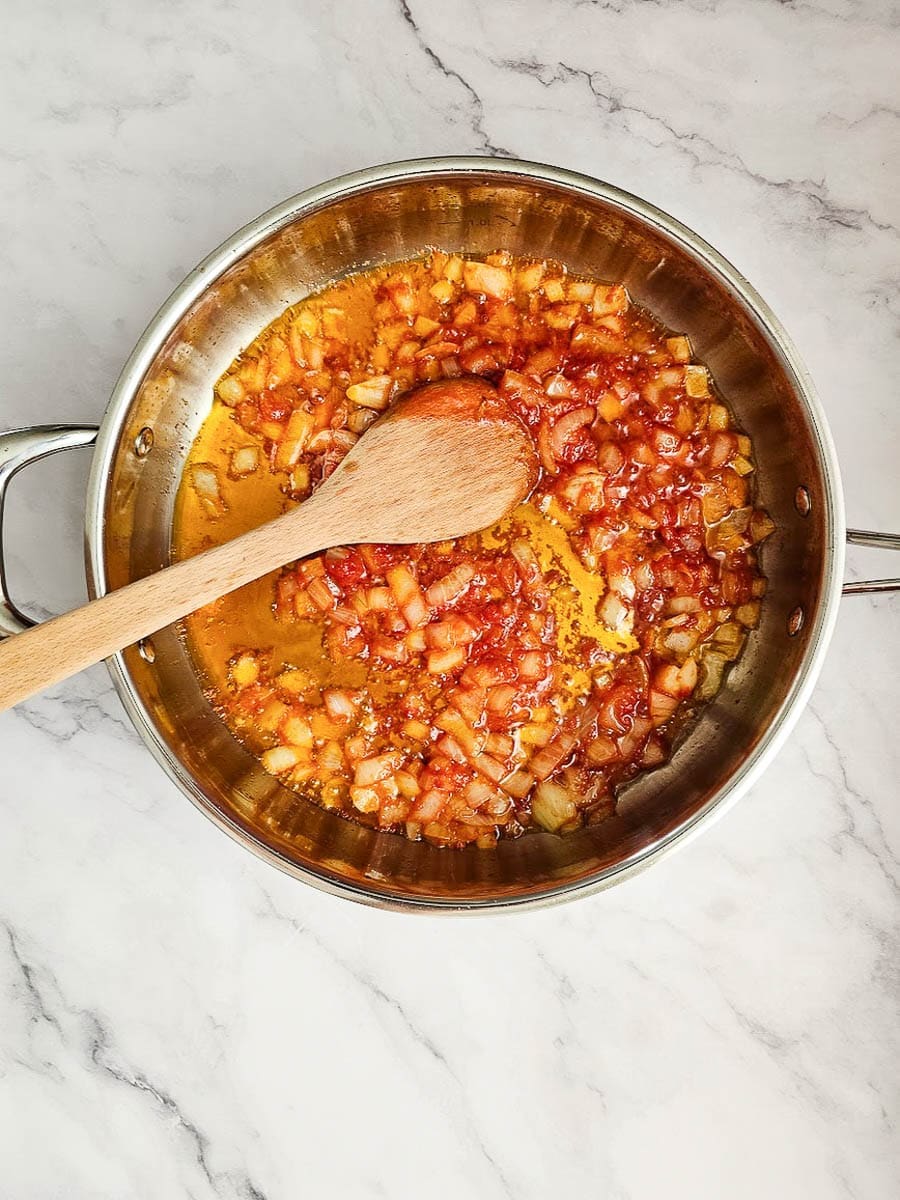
[0,425,99,637]
[843,529,900,596]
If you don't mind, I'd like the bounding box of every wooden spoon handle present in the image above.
[0,495,339,712]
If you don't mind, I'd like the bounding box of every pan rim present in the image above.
[84,156,846,912]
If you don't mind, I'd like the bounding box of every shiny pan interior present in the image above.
[86,158,844,911]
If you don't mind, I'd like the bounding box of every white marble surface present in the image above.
[1,1,898,1196]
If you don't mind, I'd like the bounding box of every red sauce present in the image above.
[174,251,772,847]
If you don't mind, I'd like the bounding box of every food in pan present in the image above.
[175,251,773,847]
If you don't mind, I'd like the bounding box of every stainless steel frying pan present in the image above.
[1,158,896,911]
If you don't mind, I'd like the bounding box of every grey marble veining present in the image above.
[0,2,898,1197]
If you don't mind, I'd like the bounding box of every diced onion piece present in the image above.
[519,722,553,747]
[707,404,730,431]
[750,511,776,543]
[319,740,344,772]
[425,616,478,650]
[190,464,224,512]
[668,595,701,614]
[735,601,761,628]
[684,365,710,397]
[616,715,653,761]
[471,753,507,784]
[403,718,430,741]
[348,407,379,434]
[464,777,497,808]
[387,564,429,629]
[592,283,628,315]
[347,376,392,410]
[511,540,541,588]
[282,715,313,748]
[230,446,259,478]
[278,669,312,695]
[697,652,728,700]
[530,731,578,781]
[427,647,466,674]
[444,255,464,282]
[231,653,259,688]
[486,683,518,715]
[311,711,346,740]
[532,780,577,832]
[649,690,680,725]
[518,651,546,681]
[425,562,475,607]
[354,752,401,787]
[446,683,485,725]
[654,658,698,698]
[549,405,595,460]
[708,432,738,468]
[371,636,408,664]
[485,732,514,759]
[666,336,691,363]
[663,628,700,655]
[598,392,624,422]
[217,375,245,405]
[412,789,445,822]
[500,370,546,407]
[435,708,485,756]
[517,262,545,292]
[501,769,534,799]
[275,409,315,471]
[323,689,357,723]
[586,735,618,765]
[367,586,392,612]
[599,591,632,634]
[262,746,301,775]
[350,786,380,813]
[307,577,337,611]
[463,261,512,300]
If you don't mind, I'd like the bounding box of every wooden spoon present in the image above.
[0,377,537,712]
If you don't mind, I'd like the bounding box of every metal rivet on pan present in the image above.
[795,485,811,517]
[134,427,154,457]
[138,638,156,663]
[787,606,804,637]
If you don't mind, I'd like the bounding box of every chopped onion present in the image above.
[463,261,513,300]
[274,409,315,471]
[350,786,380,813]
[532,780,577,832]
[530,731,577,781]
[427,646,466,674]
[425,563,475,608]
[323,689,357,722]
[347,375,392,410]
[549,406,595,459]
[471,753,507,784]
[354,752,401,787]
[412,789,445,822]
[229,446,259,479]
[425,616,478,650]
[262,746,301,775]
[586,735,618,766]
[666,336,691,363]
[684,364,709,397]
[501,769,534,799]
[231,653,259,688]
[190,464,224,513]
